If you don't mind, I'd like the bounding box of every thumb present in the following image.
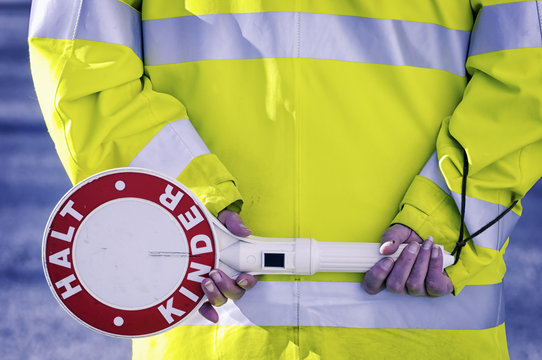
[379,224,420,255]
[218,209,252,237]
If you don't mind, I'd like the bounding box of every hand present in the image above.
[198,210,258,322]
[362,224,453,297]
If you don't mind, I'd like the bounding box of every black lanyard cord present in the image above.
[450,149,518,264]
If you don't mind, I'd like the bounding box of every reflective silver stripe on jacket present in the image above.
[29,0,142,59]
[129,119,210,179]
[469,1,542,57]
[143,12,470,76]
[29,1,541,70]
[182,281,504,330]
[420,152,519,251]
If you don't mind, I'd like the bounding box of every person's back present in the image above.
[29,1,542,358]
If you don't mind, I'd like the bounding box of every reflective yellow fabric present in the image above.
[147,59,466,243]
[179,154,243,216]
[133,323,509,360]
[439,48,542,211]
[29,37,180,183]
[391,1,542,294]
[393,52,542,293]
[143,0,473,31]
[409,45,541,294]
[30,31,240,214]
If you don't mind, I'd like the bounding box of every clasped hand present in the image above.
[362,224,453,297]
[198,210,258,323]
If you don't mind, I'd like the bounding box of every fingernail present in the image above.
[380,258,394,270]
[431,247,439,258]
[204,279,215,291]
[210,270,221,282]
[237,279,249,288]
[407,243,420,254]
[423,238,433,250]
[379,241,393,253]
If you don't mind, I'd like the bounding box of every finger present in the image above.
[198,301,219,323]
[380,224,421,255]
[202,277,228,306]
[386,242,420,294]
[236,273,259,290]
[218,210,251,237]
[209,269,245,300]
[406,237,433,296]
[362,257,394,295]
[379,225,409,255]
[405,229,423,244]
[426,247,453,297]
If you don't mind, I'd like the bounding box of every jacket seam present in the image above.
[71,0,83,40]
[294,3,301,356]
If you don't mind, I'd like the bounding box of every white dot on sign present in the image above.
[115,181,126,191]
[114,316,124,326]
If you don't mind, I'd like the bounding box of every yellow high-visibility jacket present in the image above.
[29,0,542,359]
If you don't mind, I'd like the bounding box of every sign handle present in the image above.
[215,224,454,275]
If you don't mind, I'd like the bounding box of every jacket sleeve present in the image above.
[391,0,542,294]
[28,0,242,216]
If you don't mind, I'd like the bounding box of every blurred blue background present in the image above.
[1,1,540,359]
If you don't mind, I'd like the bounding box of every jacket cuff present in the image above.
[391,175,469,294]
[391,176,461,251]
[178,153,243,217]
[443,257,470,295]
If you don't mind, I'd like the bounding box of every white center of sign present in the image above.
[73,198,189,310]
